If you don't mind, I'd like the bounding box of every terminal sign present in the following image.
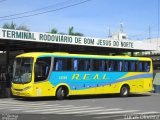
[1,28,150,50]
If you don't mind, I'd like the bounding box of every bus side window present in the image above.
[144,62,150,72]
[35,57,51,82]
[130,61,136,72]
[73,58,90,71]
[92,59,107,71]
[108,60,114,71]
[78,59,85,71]
[92,59,99,71]
[138,62,143,72]
[54,58,71,71]
[84,59,90,71]
[55,59,62,71]
[105,60,109,71]
[73,59,78,71]
[118,61,123,72]
[99,60,105,71]
[124,61,129,72]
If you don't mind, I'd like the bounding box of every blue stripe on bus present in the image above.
[118,74,153,81]
[49,72,152,90]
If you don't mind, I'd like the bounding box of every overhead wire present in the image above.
[0,0,6,3]
[0,0,92,21]
[0,0,6,2]
[0,0,72,19]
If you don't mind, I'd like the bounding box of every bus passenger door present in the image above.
[34,57,52,96]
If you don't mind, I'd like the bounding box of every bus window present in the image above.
[105,60,109,71]
[92,59,106,71]
[92,59,99,71]
[73,59,78,71]
[108,60,114,71]
[144,62,150,72]
[84,59,90,71]
[118,61,123,72]
[54,58,71,71]
[124,61,129,72]
[99,60,106,71]
[130,61,136,72]
[35,57,51,82]
[55,59,63,71]
[138,62,143,72]
[72,58,90,71]
[108,60,119,72]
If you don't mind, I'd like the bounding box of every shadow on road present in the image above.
[68,93,151,100]
[12,93,151,101]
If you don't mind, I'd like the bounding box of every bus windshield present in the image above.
[13,57,33,84]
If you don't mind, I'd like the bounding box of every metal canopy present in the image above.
[0,38,152,54]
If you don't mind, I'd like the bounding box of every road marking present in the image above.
[0,102,48,106]
[0,98,159,118]
[11,105,75,111]
[134,111,160,114]
[90,110,140,115]
[94,114,125,119]
[10,105,88,111]
[0,103,54,108]
[23,106,103,113]
[53,108,122,114]
[42,108,120,114]
[0,104,61,110]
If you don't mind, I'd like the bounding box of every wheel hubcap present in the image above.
[61,89,65,97]
[122,87,128,95]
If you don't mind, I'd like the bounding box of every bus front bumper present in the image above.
[11,87,34,97]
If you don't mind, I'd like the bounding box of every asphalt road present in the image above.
[0,93,160,120]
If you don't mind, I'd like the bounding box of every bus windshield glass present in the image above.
[13,57,33,84]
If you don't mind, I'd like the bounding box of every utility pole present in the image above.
[157,0,160,49]
[148,25,151,43]
[120,22,124,33]
[108,26,111,38]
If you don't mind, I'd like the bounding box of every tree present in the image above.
[16,24,29,31]
[50,28,58,34]
[73,32,84,36]
[68,26,84,36]
[2,22,29,31]
[68,26,74,35]
[2,21,16,29]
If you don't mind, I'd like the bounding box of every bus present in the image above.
[11,52,153,99]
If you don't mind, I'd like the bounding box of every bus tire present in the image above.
[120,85,130,97]
[56,86,67,100]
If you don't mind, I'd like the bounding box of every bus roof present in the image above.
[16,52,152,61]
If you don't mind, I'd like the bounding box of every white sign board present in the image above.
[0,28,157,51]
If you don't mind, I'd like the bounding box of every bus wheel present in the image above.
[120,85,130,97]
[56,87,67,100]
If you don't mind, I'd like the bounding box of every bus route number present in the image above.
[59,76,68,80]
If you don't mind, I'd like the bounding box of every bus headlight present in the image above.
[23,86,32,91]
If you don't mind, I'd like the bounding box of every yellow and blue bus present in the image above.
[11,52,153,99]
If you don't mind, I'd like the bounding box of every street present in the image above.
[0,93,160,120]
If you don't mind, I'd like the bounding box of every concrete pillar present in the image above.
[5,43,11,97]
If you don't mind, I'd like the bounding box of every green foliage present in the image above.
[2,21,16,29]
[50,28,58,34]
[2,21,29,31]
[49,26,84,36]
[68,26,83,36]
[16,25,29,31]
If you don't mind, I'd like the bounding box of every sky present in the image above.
[0,0,159,40]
